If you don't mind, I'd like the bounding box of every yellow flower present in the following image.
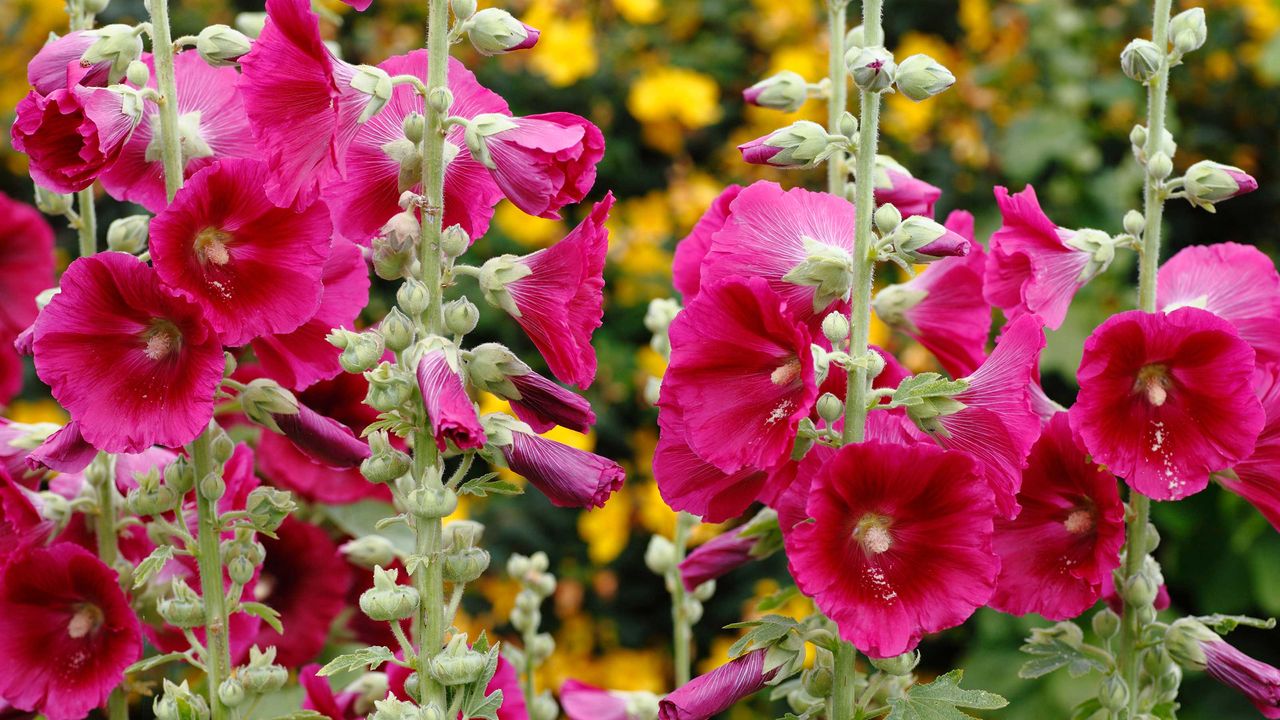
[521,1,598,87]
[493,200,564,248]
[667,171,725,230]
[636,479,678,537]
[627,66,723,151]
[4,399,68,425]
[960,0,993,52]
[636,346,668,384]
[578,485,633,565]
[612,0,663,25]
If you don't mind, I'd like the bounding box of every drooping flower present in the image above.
[659,276,817,475]
[474,112,604,219]
[501,427,624,509]
[255,517,353,666]
[700,181,855,322]
[984,185,1107,330]
[323,52,509,244]
[468,345,595,433]
[659,648,777,720]
[989,413,1125,620]
[250,238,370,390]
[679,527,755,591]
[874,210,989,376]
[27,420,98,475]
[1166,619,1280,717]
[0,191,56,340]
[11,85,143,194]
[1219,366,1280,531]
[486,194,613,388]
[100,52,258,212]
[560,679,629,720]
[782,441,999,658]
[1070,308,1265,500]
[873,158,942,219]
[1157,242,1280,367]
[32,253,224,453]
[417,347,486,451]
[671,184,742,301]
[27,31,107,94]
[0,542,141,720]
[149,159,332,346]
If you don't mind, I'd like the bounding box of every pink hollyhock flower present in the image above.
[0,470,48,560]
[32,253,224,453]
[874,210,989,376]
[782,441,999,658]
[237,0,374,208]
[1220,367,1280,531]
[150,159,332,346]
[11,85,142,194]
[417,348,486,451]
[1070,308,1265,500]
[495,194,613,388]
[478,112,604,219]
[0,191,56,339]
[913,314,1046,518]
[700,181,855,322]
[100,52,258,212]
[27,31,107,94]
[561,679,629,720]
[300,664,362,720]
[659,648,777,720]
[1167,620,1280,717]
[502,428,624,509]
[989,413,1124,620]
[324,52,509,244]
[274,403,371,469]
[388,652,528,719]
[659,277,817,474]
[984,185,1101,330]
[874,162,942,219]
[340,0,372,9]
[671,184,742,301]
[679,527,755,591]
[256,517,353,666]
[251,238,370,390]
[27,420,98,475]
[1157,243,1280,366]
[507,370,595,434]
[0,542,141,720]
[0,345,19,407]
[654,402,775,523]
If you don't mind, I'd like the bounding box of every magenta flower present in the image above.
[660,277,817,475]
[874,164,942,218]
[150,159,332,346]
[1220,367,1280,531]
[324,51,509,244]
[237,0,374,208]
[1157,242,1280,366]
[783,441,999,658]
[275,403,371,469]
[561,679,629,720]
[502,428,623,509]
[0,345,19,406]
[701,181,855,322]
[0,542,141,720]
[480,112,604,219]
[11,85,142,194]
[417,348,486,451]
[1070,308,1265,500]
[0,192,55,339]
[989,413,1124,620]
[27,31,106,94]
[100,52,258,212]
[654,402,775,523]
[256,517,354,666]
[32,253,224,453]
[503,364,595,434]
[679,528,756,591]
[659,648,777,720]
[984,185,1096,330]
[251,238,370,390]
[737,136,783,165]
[671,184,742,301]
[500,194,613,388]
[300,664,361,720]
[1168,621,1280,717]
[875,210,989,376]
[0,470,48,559]
[27,420,97,475]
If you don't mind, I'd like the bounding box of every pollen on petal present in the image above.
[66,604,103,639]
[1063,509,1095,535]
[770,358,801,386]
[195,227,232,266]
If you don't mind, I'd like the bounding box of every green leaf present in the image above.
[265,712,329,720]
[322,500,416,555]
[463,690,503,720]
[133,545,176,589]
[1193,614,1277,634]
[885,670,1008,720]
[460,473,523,497]
[1150,700,1180,720]
[240,601,284,634]
[403,553,430,577]
[1069,698,1102,720]
[317,646,394,677]
[725,615,798,658]
[756,585,800,613]
[1018,623,1110,679]
[125,651,188,674]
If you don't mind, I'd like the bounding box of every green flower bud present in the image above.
[218,677,246,707]
[363,362,414,413]
[529,632,555,662]
[691,579,716,602]
[644,535,676,575]
[894,53,955,101]
[870,649,920,676]
[816,393,843,423]
[198,472,225,502]
[429,635,487,686]
[234,12,268,39]
[441,224,470,258]
[239,377,299,433]
[846,46,896,92]
[1183,160,1258,209]
[507,553,532,578]
[1121,39,1164,84]
[240,647,288,694]
[368,697,420,720]
[451,0,478,20]
[221,537,265,586]
[407,485,458,519]
[443,298,480,336]
[350,64,394,123]
[155,680,210,720]
[530,572,557,597]
[401,112,426,145]
[1170,8,1207,54]
[741,120,846,169]
[443,546,491,583]
[743,70,809,112]
[360,566,420,621]
[372,211,420,280]
[340,535,399,569]
[244,486,296,534]
[157,580,205,628]
[781,237,856,313]
[821,313,850,344]
[873,203,902,235]
[464,8,539,56]
[195,24,252,67]
[34,185,74,215]
[1122,572,1159,608]
[106,214,150,254]
[164,456,196,495]
[83,25,144,85]
[126,481,179,517]
[427,86,454,115]
[397,278,431,317]
[125,59,149,87]
[802,664,833,697]
[531,690,559,720]
[339,331,386,374]
[1098,674,1129,710]
[1147,151,1173,181]
[361,430,412,484]
[1123,209,1145,237]
[380,307,416,352]
[1092,608,1121,639]
[872,283,928,329]
[644,298,681,356]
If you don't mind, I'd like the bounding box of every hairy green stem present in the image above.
[148,0,184,202]
[90,454,129,720]
[521,616,538,707]
[671,511,697,686]
[825,0,848,197]
[832,643,857,719]
[192,428,232,720]
[76,189,96,256]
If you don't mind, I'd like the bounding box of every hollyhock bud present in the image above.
[443,298,480,336]
[743,71,809,112]
[380,308,415,352]
[351,64,394,123]
[407,485,459,520]
[415,341,486,451]
[124,59,149,87]
[443,545,490,583]
[430,635,487,686]
[82,25,144,85]
[33,185,74,215]
[1148,151,1174,180]
[847,46,896,92]
[364,362,415,412]
[1170,8,1207,54]
[816,393,843,423]
[335,331,386,374]
[373,213,421,281]
[28,31,105,94]
[12,85,144,193]
[870,650,921,676]
[894,53,955,101]
[240,647,289,694]
[196,24,252,67]
[397,278,431,316]
[874,203,903,235]
[239,377,300,434]
[464,8,540,55]
[106,214,149,254]
[1124,209,1146,237]
[127,470,180,516]
[155,680,211,720]
[245,486,296,534]
[645,535,677,575]
[452,0,478,19]
[659,649,778,720]
[781,238,857,313]
[218,678,247,707]
[737,121,845,169]
[891,215,971,262]
[490,415,624,508]
[441,224,471,258]
[361,430,412,484]
[822,313,851,344]
[341,535,398,570]
[158,579,206,628]
[1183,160,1259,210]
[361,567,420,622]
[1166,619,1280,716]
[1121,39,1164,83]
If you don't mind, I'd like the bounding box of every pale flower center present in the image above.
[1064,509,1095,535]
[854,514,893,555]
[1134,364,1171,407]
[67,604,104,639]
[142,321,181,361]
[195,227,233,266]
[770,358,801,386]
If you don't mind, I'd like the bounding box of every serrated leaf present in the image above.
[886,670,1008,720]
[473,630,491,654]
[460,474,523,498]
[240,601,284,634]
[317,646,394,677]
[463,690,503,720]
[756,585,801,613]
[133,545,176,589]
[1018,627,1110,679]
[125,651,188,674]
[404,553,430,577]
[726,615,798,658]
[1193,614,1277,634]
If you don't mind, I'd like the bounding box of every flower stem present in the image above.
[521,614,539,706]
[671,511,697,686]
[831,642,857,719]
[90,453,129,720]
[76,189,96,256]
[147,0,185,203]
[1119,0,1172,715]
[191,426,232,720]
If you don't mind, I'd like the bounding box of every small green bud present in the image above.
[402,112,426,144]
[1092,608,1121,639]
[198,472,226,502]
[870,649,920,676]
[846,46,896,92]
[1183,160,1258,209]
[781,238,856,313]
[443,546,491,583]
[644,535,676,575]
[360,431,412,484]
[1170,8,1207,54]
[1147,151,1173,180]
[164,456,196,495]
[1123,209,1145,237]
[363,362,414,413]
[125,59,149,87]
[380,307,415,353]
[339,331,386,374]
[397,278,431,316]
[872,283,928,328]
[821,313,850,344]
[340,535,399,569]
[195,24,252,67]
[155,680,210,720]
[873,203,902,235]
[451,0,478,20]
[83,25,144,84]
[240,646,289,695]
[441,224,470,258]
[244,486,296,534]
[33,185,74,215]
[1121,39,1164,84]
[127,481,179,517]
[1130,124,1148,150]
[350,64,394,123]
[218,677,246,707]
[1098,674,1129,710]
[107,214,150,254]
[464,8,539,56]
[741,120,847,169]
[427,86,454,115]
[407,485,459,519]
[816,393,843,423]
[507,553,532,578]
[838,111,858,137]
[802,664,833,697]
[743,70,809,113]
[360,566,420,621]
[691,579,716,602]
[372,211,420,281]
[894,53,955,101]
[429,634,486,685]
[1122,572,1159,608]
[157,580,205,628]
[531,691,559,720]
[443,298,480,336]
[443,519,485,549]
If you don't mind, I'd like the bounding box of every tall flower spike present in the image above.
[416,344,486,451]
[11,85,143,194]
[468,111,605,219]
[149,159,333,346]
[989,413,1125,620]
[499,424,624,509]
[1070,307,1265,501]
[32,253,224,453]
[782,441,999,658]
[671,184,742,301]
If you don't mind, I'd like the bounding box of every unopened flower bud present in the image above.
[529,632,555,663]
[816,393,843,423]
[34,185,74,215]
[1183,160,1259,209]
[870,649,920,676]
[743,71,809,112]
[891,215,970,262]
[1170,8,1207,54]
[507,553,532,578]
[360,430,411,484]
[846,46,896,92]
[873,203,902,235]
[339,331,386,374]
[240,647,288,694]
[441,224,470,258]
[1093,608,1121,639]
[1142,522,1161,554]
[464,8,539,55]
[351,64,394,123]
[1122,572,1159,608]
[738,121,846,169]
[443,298,480,336]
[1123,209,1145,237]
[451,0,478,19]
[83,25,143,84]
[234,12,268,39]
[125,59,149,87]
[407,486,458,519]
[444,520,485,549]
[443,546,490,583]
[1121,39,1164,83]
[894,53,955,101]
[1147,151,1173,180]
[238,377,298,433]
[361,567,420,621]
[531,692,559,720]
[364,362,414,413]
[822,313,850,344]
[218,677,246,707]
[164,456,195,495]
[845,24,866,50]
[1098,674,1129,710]
[373,211,420,280]
[127,479,179,516]
[426,87,453,117]
[245,486,296,534]
[157,580,205,628]
[401,112,426,145]
[155,680,210,720]
[802,665,833,697]
[430,635,487,685]
[196,24,252,67]
[530,572,556,597]
[199,472,226,502]
[644,535,676,575]
[341,535,399,569]
[397,278,431,316]
[380,308,415,352]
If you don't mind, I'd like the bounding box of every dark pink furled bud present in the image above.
[659,649,778,720]
[274,404,370,469]
[501,428,623,509]
[508,371,595,434]
[416,347,486,451]
[1165,619,1280,717]
[27,31,107,94]
[26,421,97,474]
[679,529,755,591]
